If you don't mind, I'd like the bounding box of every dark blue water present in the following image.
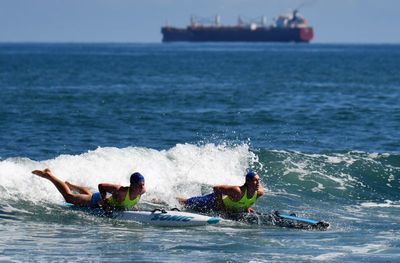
[1,43,399,160]
[0,43,399,262]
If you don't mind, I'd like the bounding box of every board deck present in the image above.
[229,211,330,230]
[115,209,221,226]
[65,205,221,227]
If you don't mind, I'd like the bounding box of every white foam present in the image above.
[312,243,389,260]
[312,252,345,261]
[388,174,395,183]
[282,156,358,191]
[311,181,325,192]
[360,200,400,208]
[343,243,388,254]
[0,143,255,206]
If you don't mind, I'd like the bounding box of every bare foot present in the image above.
[32,169,52,179]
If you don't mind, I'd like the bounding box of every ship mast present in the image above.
[191,15,197,27]
[215,15,221,26]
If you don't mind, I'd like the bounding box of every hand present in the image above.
[247,208,255,213]
[99,199,111,211]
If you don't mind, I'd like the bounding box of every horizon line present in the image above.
[0,41,399,45]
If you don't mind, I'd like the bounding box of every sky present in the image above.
[0,0,399,43]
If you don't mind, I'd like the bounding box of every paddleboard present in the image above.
[65,205,221,227]
[115,209,221,226]
[230,210,330,230]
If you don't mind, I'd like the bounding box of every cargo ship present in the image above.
[161,10,313,43]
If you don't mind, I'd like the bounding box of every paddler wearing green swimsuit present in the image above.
[214,171,265,213]
[178,171,265,214]
[31,169,146,211]
[99,172,146,211]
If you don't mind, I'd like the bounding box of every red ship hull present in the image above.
[161,26,313,43]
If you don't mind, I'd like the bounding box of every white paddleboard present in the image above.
[115,209,221,226]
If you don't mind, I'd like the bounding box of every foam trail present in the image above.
[266,149,400,202]
[0,144,255,206]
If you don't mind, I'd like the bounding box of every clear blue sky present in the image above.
[1,0,399,43]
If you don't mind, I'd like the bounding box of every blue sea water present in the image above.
[0,43,399,262]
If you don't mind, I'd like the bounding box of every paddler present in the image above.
[178,171,265,214]
[31,168,146,210]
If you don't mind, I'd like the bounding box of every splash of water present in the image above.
[0,143,256,207]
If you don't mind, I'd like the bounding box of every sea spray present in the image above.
[1,145,399,211]
[0,143,256,207]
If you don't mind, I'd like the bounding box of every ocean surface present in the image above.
[0,43,399,262]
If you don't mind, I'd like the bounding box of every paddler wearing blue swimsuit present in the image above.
[178,171,265,214]
[32,168,146,210]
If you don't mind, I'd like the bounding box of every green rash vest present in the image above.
[107,188,141,209]
[222,189,257,212]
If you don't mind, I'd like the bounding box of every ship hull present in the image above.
[161,27,313,43]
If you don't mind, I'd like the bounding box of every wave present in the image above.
[258,149,400,204]
[0,143,255,207]
[0,144,398,213]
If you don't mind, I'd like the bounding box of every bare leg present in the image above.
[32,169,92,206]
[65,181,92,195]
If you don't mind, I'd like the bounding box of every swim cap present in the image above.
[245,171,258,181]
[130,172,145,185]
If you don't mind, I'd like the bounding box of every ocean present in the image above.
[0,43,399,262]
